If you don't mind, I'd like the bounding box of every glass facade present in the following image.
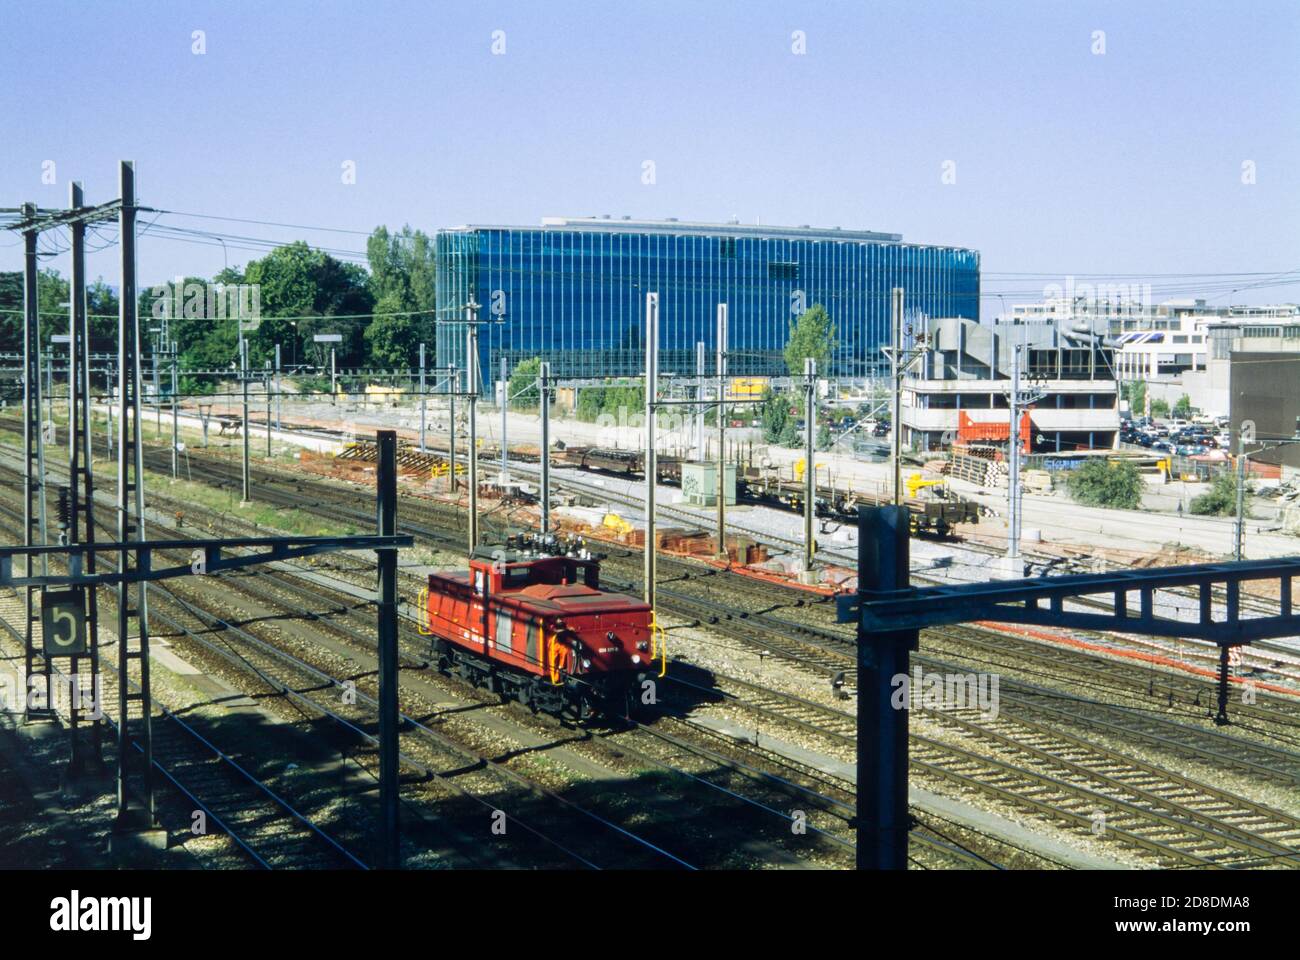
[435,219,979,387]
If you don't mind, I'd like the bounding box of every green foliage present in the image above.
[759,388,805,448]
[507,357,542,409]
[364,225,436,366]
[1173,394,1193,418]
[760,388,790,443]
[783,303,836,376]
[1150,396,1170,418]
[363,291,415,368]
[2,226,427,379]
[1190,471,1248,517]
[573,380,644,422]
[1066,460,1144,509]
[1121,380,1146,414]
[816,420,832,451]
[243,241,374,366]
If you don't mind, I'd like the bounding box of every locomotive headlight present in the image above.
[631,655,641,665]
[582,659,591,669]
[636,641,649,652]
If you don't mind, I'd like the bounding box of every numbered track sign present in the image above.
[41,588,87,656]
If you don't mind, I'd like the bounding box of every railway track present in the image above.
[665,650,1300,868]
[0,572,366,870]
[10,431,1300,868]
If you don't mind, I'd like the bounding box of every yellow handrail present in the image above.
[416,587,431,635]
[649,611,667,677]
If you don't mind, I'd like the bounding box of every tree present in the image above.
[365,225,436,365]
[507,357,542,409]
[1150,396,1170,418]
[1191,471,1248,517]
[363,291,416,368]
[243,242,374,367]
[1121,380,1147,416]
[783,303,836,376]
[760,388,791,443]
[1066,460,1144,509]
[1173,394,1193,418]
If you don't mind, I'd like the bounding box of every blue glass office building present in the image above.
[435,217,979,385]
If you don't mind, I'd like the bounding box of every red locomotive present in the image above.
[422,535,663,719]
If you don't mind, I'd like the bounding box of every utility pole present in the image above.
[274,342,282,431]
[695,341,706,460]
[375,430,400,868]
[448,362,457,492]
[1008,344,1023,560]
[170,343,179,479]
[114,159,158,841]
[264,360,272,458]
[1005,344,1046,561]
[21,203,50,717]
[1234,430,1248,561]
[890,287,904,506]
[715,303,728,559]
[499,355,508,482]
[804,356,817,575]
[67,180,102,767]
[644,292,660,607]
[539,361,552,536]
[418,342,426,453]
[466,308,480,554]
[330,346,337,405]
[240,337,251,504]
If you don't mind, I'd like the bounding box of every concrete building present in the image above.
[900,316,1118,453]
[1230,351,1300,471]
[1177,321,1300,418]
[1009,296,1299,415]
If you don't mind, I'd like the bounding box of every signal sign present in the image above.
[41,588,87,656]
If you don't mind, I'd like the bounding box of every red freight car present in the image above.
[422,536,663,719]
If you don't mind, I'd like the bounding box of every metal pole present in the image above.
[21,204,51,718]
[891,288,904,506]
[695,341,705,460]
[330,346,337,405]
[1008,343,1022,560]
[274,342,282,431]
[804,357,817,574]
[467,324,479,554]
[418,343,426,453]
[115,159,156,835]
[375,429,400,867]
[448,362,458,492]
[856,505,917,869]
[499,355,508,482]
[69,181,103,765]
[644,292,659,608]
[240,338,251,503]
[539,361,552,536]
[264,361,272,457]
[716,303,727,559]
[170,346,179,479]
[1234,430,1247,561]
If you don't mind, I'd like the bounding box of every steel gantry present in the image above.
[839,505,1300,870]
[4,178,132,738]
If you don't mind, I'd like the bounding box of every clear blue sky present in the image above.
[2,0,1297,316]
